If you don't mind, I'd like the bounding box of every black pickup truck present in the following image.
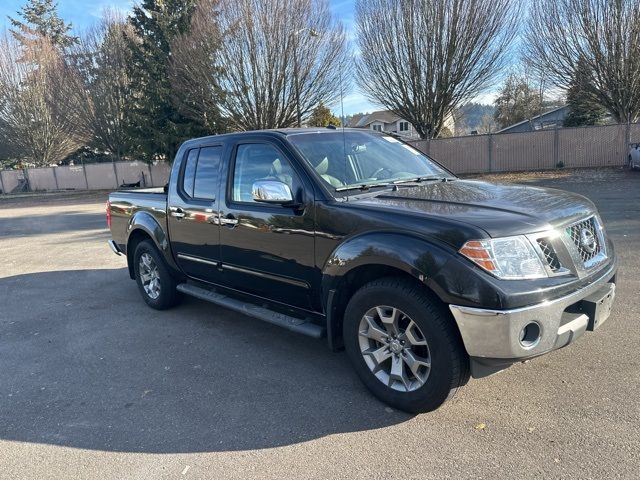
[107,128,617,412]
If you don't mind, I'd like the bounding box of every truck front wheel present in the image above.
[133,240,181,310]
[343,277,469,413]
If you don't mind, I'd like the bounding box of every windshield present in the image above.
[288,131,453,191]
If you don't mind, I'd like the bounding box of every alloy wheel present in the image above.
[358,306,431,392]
[139,252,161,300]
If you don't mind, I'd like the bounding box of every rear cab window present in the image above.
[180,145,222,201]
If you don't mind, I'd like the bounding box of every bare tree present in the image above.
[477,114,498,134]
[168,0,226,134]
[72,10,135,160]
[526,0,640,123]
[0,32,88,166]
[215,0,351,130]
[355,0,520,139]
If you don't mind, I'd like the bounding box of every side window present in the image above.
[232,144,297,203]
[193,146,221,200]
[182,149,198,197]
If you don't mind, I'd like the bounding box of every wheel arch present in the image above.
[125,211,179,279]
[321,232,455,351]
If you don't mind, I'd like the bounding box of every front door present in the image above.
[167,145,223,284]
[218,140,316,310]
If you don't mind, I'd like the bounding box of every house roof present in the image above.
[497,105,568,133]
[347,113,366,128]
[348,110,402,128]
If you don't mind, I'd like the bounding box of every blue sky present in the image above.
[0,0,494,115]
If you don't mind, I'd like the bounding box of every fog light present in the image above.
[519,322,541,348]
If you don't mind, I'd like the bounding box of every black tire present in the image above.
[133,240,182,310]
[343,277,469,413]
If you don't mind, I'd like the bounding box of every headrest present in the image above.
[315,157,329,175]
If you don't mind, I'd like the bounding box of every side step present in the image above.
[176,283,325,339]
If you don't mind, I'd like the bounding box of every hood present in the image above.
[351,179,596,238]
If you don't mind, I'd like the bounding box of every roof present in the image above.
[497,106,569,133]
[348,110,402,128]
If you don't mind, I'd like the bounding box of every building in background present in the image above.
[347,110,455,139]
[497,106,569,134]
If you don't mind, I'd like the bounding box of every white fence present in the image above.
[408,122,640,174]
[0,161,171,194]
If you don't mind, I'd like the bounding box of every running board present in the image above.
[176,283,325,339]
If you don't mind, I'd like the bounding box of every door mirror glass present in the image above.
[251,180,293,204]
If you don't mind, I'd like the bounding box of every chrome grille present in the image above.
[537,238,562,271]
[566,217,601,263]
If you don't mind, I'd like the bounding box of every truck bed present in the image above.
[108,189,168,251]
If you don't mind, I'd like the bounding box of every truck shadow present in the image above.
[0,268,412,453]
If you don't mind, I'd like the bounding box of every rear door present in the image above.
[217,138,317,310]
[167,144,224,284]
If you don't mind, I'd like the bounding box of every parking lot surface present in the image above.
[1,168,638,479]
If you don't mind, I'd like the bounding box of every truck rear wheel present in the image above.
[343,277,469,413]
[133,240,181,310]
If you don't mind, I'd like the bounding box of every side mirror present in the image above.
[251,180,294,204]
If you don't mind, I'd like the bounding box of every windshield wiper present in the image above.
[393,176,455,185]
[335,182,395,192]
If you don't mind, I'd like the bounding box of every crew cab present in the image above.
[107,128,617,412]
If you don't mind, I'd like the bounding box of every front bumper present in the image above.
[449,261,617,377]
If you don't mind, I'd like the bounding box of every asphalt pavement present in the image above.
[0,168,638,479]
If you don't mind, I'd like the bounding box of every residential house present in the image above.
[347,110,456,139]
[497,106,569,134]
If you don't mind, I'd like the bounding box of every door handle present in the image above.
[169,206,186,219]
[219,214,238,227]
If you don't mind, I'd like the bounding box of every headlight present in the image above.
[459,236,547,279]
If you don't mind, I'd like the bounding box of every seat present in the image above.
[270,158,293,188]
[314,157,344,187]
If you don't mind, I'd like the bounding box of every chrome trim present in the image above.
[525,230,571,277]
[524,215,608,279]
[108,240,122,256]
[219,217,238,226]
[252,180,294,204]
[176,253,219,267]
[169,206,186,219]
[221,263,310,289]
[449,260,616,359]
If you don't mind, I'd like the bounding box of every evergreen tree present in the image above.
[9,0,77,48]
[126,0,202,161]
[308,102,341,127]
[493,74,543,130]
[564,59,606,127]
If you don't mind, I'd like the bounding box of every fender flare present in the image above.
[320,231,454,349]
[125,210,179,278]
